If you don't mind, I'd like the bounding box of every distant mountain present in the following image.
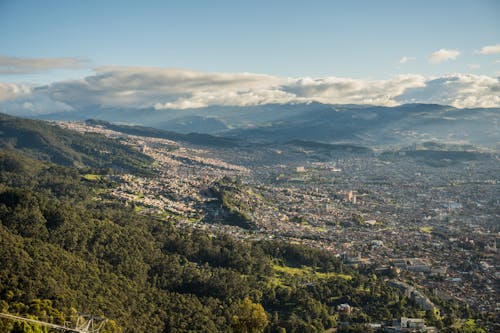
[33,103,500,149]
[225,104,500,149]
[156,115,229,133]
[37,103,323,134]
[0,113,152,173]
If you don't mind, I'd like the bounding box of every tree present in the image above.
[11,321,46,333]
[230,297,269,333]
[460,319,485,333]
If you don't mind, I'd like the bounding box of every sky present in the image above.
[0,0,499,114]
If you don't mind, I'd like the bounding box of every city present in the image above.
[60,120,499,318]
[1,1,499,331]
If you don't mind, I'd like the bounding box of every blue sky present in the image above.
[0,0,499,112]
[1,0,499,79]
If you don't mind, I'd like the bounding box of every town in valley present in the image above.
[60,120,499,323]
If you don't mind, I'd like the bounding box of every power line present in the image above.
[0,312,107,333]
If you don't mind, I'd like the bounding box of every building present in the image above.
[384,317,438,332]
[296,166,306,173]
[400,317,425,329]
[344,190,357,204]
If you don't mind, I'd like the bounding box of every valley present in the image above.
[61,119,500,316]
[0,113,497,332]
[2,2,498,332]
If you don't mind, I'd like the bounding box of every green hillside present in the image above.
[0,113,152,174]
[0,149,432,332]
[0,118,486,332]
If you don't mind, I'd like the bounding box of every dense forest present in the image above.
[0,115,488,332]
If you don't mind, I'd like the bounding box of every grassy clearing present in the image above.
[272,264,352,282]
[314,271,352,280]
[82,174,102,181]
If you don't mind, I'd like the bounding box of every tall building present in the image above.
[344,190,357,204]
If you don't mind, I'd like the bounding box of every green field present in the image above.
[272,263,352,281]
[82,174,102,181]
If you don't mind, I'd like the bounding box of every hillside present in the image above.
[0,113,152,174]
[0,115,490,332]
[0,149,436,333]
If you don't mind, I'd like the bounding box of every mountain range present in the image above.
[32,103,499,150]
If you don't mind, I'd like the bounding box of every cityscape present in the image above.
[0,1,499,332]
[62,119,499,319]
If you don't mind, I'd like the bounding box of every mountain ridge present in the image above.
[28,102,499,149]
[0,113,153,174]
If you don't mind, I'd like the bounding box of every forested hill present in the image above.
[0,113,152,174]
[0,116,487,332]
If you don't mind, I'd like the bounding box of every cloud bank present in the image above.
[283,75,427,106]
[396,74,500,108]
[0,55,88,74]
[428,49,460,64]
[0,67,499,115]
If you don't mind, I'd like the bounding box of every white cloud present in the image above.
[0,83,72,116]
[399,56,415,64]
[0,82,32,101]
[1,68,499,114]
[468,64,480,69]
[476,44,500,55]
[44,67,429,109]
[428,49,461,64]
[397,74,500,108]
[283,75,426,106]
[156,89,301,110]
[0,55,88,74]
[47,67,290,110]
